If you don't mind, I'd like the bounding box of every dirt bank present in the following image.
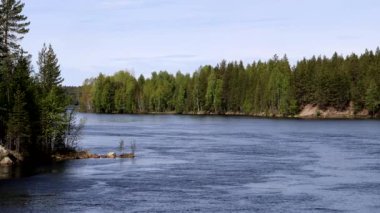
[298,104,371,119]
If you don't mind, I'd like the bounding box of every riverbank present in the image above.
[51,150,135,161]
[297,104,373,119]
[88,104,378,119]
[0,146,23,167]
[0,145,135,167]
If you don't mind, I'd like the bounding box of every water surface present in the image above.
[1,114,380,212]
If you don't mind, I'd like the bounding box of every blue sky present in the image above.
[21,0,380,86]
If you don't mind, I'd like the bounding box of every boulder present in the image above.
[0,156,13,166]
[107,152,116,158]
[0,145,9,157]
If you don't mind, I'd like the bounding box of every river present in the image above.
[1,114,380,212]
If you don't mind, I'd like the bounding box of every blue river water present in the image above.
[1,114,380,212]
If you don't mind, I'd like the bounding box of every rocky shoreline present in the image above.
[0,145,135,167]
[0,146,24,166]
[51,151,135,161]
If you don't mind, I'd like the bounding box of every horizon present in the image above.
[21,0,380,86]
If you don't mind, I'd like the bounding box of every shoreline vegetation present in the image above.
[78,50,380,120]
[0,1,85,167]
[85,103,374,119]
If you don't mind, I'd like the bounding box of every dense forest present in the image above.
[80,50,380,117]
[0,0,80,162]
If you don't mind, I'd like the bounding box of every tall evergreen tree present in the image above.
[0,0,30,56]
[37,44,70,153]
[0,0,29,147]
[37,43,63,92]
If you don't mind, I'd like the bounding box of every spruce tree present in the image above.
[37,43,63,92]
[37,44,68,153]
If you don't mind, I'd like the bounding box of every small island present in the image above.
[0,144,135,167]
[51,151,135,161]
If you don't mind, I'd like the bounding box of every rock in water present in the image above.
[107,152,116,158]
[0,157,13,166]
[119,153,135,158]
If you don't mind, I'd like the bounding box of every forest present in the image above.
[0,0,80,162]
[80,51,380,117]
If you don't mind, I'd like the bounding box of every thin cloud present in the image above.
[112,54,198,62]
[337,35,361,40]
[99,0,174,10]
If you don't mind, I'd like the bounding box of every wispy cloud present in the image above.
[23,0,380,86]
[98,0,174,10]
[112,54,197,62]
[337,35,361,40]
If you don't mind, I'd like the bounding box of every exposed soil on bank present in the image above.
[298,104,372,119]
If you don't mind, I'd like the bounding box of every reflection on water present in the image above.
[1,114,380,212]
[0,162,68,180]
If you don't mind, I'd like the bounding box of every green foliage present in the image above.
[64,86,81,106]
[80,48,380,117]
[6,89,30,152]
[0,1,81,161]
[174,72,187,113]
[38,44,63,92]
[0,0,30,55]
[365,80,380,116]
[214,79,223,113]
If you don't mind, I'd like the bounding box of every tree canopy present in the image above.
[0,0,80,162]
[80,50,380,117]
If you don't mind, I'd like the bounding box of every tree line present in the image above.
[0,0,80,161]
[80,50,380,117]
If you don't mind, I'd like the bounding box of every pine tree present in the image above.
[0,0,29,149]
[0,0,30,56]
